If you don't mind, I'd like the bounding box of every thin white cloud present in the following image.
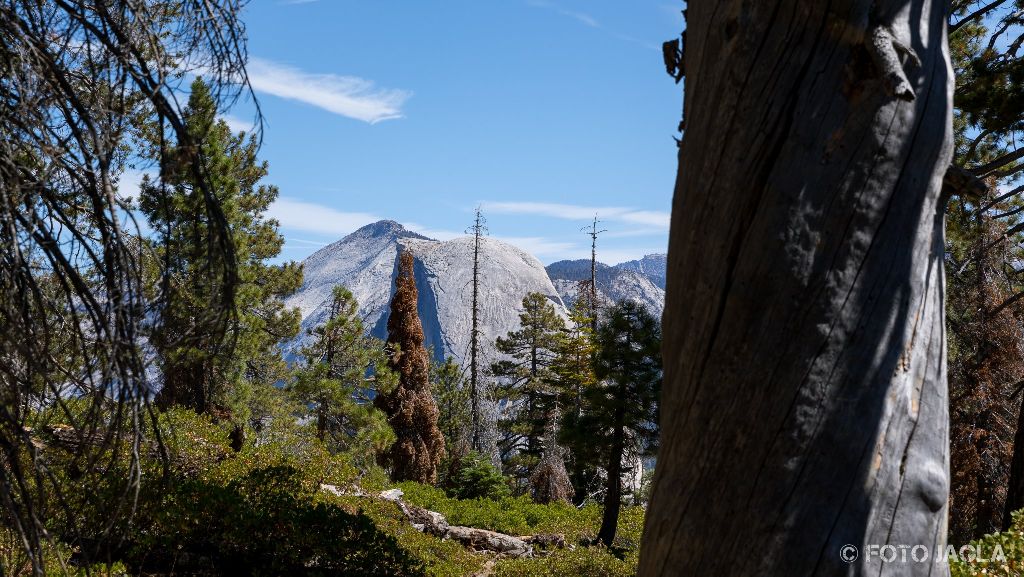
[406,223,464,241]
[528,0,599,27]
[268,197,382,236]
[603,228,670,239]
[116,168,153,202]
[221,114,252,134]
[619,210,671,228]
[483,201,670,230]
[284,237,329,247]
[246,58,411,124]
[526,1,657,50]
[485,201,623,221]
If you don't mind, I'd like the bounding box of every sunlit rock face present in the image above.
[545,256,666,319]
[284,220,565,364]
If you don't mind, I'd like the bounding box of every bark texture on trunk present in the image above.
[640,1,953,576]
[598,415,625,547]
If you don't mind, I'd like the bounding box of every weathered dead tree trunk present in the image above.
[327,486,551,557]
[640,1,953,576]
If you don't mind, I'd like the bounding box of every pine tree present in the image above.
[567,300,660,547]
[553,298,600,501]
[140,78,301,418]
[947,208,1023,542]
[291,286,395,465]
[374,250,445,483]
[491,292,568,498]
[431,355,472,485]
[943,2,1024,539]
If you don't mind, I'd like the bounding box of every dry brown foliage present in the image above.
[375,250,445,483]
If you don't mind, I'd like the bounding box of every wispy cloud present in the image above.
[283,237,328,247]
[619,210,671,228]
[527,1,658,50]
[268,197,381,236]
[116,168,153,202]
[221,114,252,134]
[406,222,464,241]
[527,0,598,27]
[246,58,411,124]
[484,201,670,230]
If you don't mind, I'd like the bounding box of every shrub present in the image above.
[398,481,643,549]
[130,465,424,576]
[450,452,511,500]
[494,547,635,577]
[951,510,1024,576]
[330,494,484,577]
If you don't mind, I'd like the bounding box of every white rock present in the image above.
[284,221,568,366]
[379,488,404,501]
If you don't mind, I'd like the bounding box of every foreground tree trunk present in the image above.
[597,407,625,547]
[640,2,953,575]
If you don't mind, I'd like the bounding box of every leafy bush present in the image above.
[130,465,423,576]
[34,408,421,575]
[450,451,511,500]
[951,510,1024,576]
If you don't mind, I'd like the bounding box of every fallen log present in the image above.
[376,488,533,556]
[324,485,566,558]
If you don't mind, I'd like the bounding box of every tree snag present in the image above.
[640,1,954,575]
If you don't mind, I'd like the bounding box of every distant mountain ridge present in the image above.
[284,220,667,363]
[545,256,666,319]
[614,254,667,289]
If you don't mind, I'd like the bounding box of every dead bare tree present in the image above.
[467,206,487,452]
[581,216,606,332]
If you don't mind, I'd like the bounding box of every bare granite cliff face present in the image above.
[285,221,565,365]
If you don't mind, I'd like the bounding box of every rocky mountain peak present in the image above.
[347,219,431,242]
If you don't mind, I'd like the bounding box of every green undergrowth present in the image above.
[951,510,1024,577]
[5,408,646,576]
[328,493,486,577]
[494,547,637,577]
[397,481,644,575]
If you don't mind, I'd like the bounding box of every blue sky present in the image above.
[178,1,684,265]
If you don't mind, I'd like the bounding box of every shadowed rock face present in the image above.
[284,221,566,366]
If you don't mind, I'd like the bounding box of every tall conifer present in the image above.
[141,78,301,418]
[375,250,445,483]
[492,292,568,498]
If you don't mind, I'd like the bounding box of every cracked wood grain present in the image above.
[640,1,953,575]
